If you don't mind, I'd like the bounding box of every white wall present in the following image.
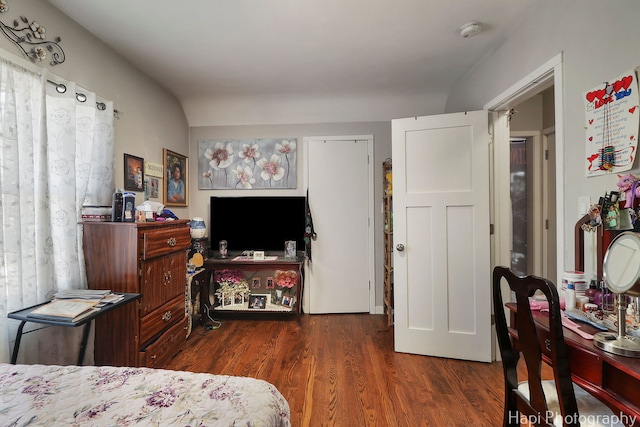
[445,0,640,280]
[189,122,391,307]
[0,0,190,217]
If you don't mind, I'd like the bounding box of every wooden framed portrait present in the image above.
[124,154,144,192]
[163,149,188,207]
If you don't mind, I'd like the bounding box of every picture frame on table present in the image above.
[233,293,245,305]
[221,293,232,308]
[273,289,283,305]
[163,149,188,207]
[124,154,144,192]
[281,295,291,307]
[248,294,267,310]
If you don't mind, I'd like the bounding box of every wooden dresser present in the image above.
[82,220,191,368]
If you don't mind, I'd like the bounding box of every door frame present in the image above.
[302,135,376,314]
[542,125,557,281]
[485,53,565,287]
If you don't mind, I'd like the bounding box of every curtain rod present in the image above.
[46,79,122,119]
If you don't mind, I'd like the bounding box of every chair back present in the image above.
[493,266,580,426]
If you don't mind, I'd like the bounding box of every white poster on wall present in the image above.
[584,70,639,177]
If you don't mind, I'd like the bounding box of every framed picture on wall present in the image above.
[124,154,144,192]
[163,149,188,207]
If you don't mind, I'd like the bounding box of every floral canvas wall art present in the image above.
[198,138,297,189]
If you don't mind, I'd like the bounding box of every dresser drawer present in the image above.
[140,251,188,316]
[141,226,191,260]
[139,316,187,368]
[139,294,185,345]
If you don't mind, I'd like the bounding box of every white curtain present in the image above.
[0,58,114,364]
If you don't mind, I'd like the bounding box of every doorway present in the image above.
[508,87,557,280]
[485,53,564,286]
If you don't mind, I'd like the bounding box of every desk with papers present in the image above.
[8,292,140,365]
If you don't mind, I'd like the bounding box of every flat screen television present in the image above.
[209,196,306,255]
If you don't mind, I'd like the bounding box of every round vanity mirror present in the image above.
[596,231,640,357]
[603,231,640,296]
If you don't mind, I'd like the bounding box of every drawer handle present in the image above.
[167,237,177,247]
[545,339,551,352]
[162,311,172,322]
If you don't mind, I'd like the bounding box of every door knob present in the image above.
[396,244,405,252]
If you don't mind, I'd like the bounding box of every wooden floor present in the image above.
[167,313,506,426]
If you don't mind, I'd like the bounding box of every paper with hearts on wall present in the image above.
[584,69,639,177]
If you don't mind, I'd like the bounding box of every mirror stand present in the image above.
[594,294,640,357]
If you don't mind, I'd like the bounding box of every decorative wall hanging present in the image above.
[584,69,639,177]
[164,149,188,206]
[198,138,297,189]
[0,1,65,65]
[144,161,163,178]
[124,154,144,192]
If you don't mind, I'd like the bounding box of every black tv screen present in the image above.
[209,196,306,254]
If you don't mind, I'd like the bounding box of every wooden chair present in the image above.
[492,266,625,427]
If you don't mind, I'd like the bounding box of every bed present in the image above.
[0,363,290,426]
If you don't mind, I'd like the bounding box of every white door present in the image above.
[304,136,374,314]
[392,111,491,362]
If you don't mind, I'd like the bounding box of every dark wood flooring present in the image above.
[166,313,506,426]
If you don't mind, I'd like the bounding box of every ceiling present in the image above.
[47,0,539,107]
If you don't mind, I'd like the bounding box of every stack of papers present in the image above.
[54,289,111,299]
[100,294,125,304]
[52,289,124,304]
[28,299,100,322]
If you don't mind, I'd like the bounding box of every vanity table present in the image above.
[507,303,640,425]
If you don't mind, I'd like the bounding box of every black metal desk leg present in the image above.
[11,321,26,364]
[77,321,92,366]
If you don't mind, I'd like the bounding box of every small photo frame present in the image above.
[124,154,144,192]
[252,277,261,288]
[144,177,159,200]
[248,294,267,310]
[281,295,292,307]
[163,149,188,207]
[273,289,283,305]
[233,293,245,305]
[253,250,265,260]
[220,293,232,308]
[266,277,275,289]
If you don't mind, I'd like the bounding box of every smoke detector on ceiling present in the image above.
[460,22,482,38]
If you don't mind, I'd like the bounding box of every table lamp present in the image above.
[596,231,640,357]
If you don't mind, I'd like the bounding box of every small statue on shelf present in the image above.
[617,173,640,208]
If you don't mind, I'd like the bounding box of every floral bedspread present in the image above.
[0,363,290,426]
